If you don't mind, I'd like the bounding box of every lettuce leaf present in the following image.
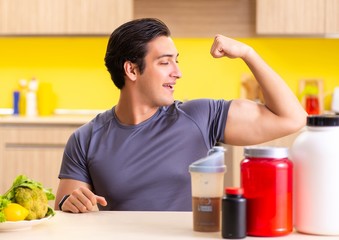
[0,196,10,223]
[4,175,55,201]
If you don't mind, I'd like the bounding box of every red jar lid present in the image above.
[225,187,244,195]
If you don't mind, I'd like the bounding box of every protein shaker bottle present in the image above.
[292,115,339,235]
[241,146,293,237]
[189,146,226,232]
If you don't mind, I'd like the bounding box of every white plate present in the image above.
[0,216,52,232]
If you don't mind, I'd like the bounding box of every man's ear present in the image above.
[124,61,138,81]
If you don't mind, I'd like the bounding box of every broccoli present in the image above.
[14,187,48,220]
[2,175,55,220]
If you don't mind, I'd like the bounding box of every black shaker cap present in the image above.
[307,115,339,126]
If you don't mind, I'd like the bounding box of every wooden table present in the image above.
[0,211,337,239]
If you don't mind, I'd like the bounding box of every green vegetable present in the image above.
[0,196,10,222]
[14,187,49,220]
[2,175,56,220]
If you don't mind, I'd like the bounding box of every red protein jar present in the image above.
[240,146,293,237]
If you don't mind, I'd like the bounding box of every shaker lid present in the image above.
[189,151,226,173]
[307,115,339,126]
[244,146,289,158]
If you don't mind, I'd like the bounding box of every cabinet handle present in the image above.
[5,143,65,149]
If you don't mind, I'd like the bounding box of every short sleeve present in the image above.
[58,124,93,185]
[177,99,231,147]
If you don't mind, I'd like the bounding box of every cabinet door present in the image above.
[325,0,339,34]
[63,0,133,34]
[0,0,132,35]
[0,124,79,206]
[0,0,65,34]
[256,0,326,35]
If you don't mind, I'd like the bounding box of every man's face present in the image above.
[136,36,182,107]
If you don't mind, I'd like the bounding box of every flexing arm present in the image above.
[54,179,107,213]
[210,35,307,145]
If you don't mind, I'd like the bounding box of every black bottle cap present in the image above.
[307,115,339,126]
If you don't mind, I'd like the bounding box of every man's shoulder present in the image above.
[76,108,115,135]
[165,99,214,112]
[172,99,230,116]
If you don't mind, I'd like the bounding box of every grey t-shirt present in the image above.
[59,99,230,211]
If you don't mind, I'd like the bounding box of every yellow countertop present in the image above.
[0,115,95,125]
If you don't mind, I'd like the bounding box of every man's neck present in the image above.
[114,96,159,125]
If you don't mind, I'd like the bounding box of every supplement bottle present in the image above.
[292,115,339,235]
[241,146,293,237]
[18,79,27,115]
[222,187,246,239]
[26,78,39,117]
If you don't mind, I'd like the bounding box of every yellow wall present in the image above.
[1,37,339,111]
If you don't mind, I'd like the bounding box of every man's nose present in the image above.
[173,64,182,79]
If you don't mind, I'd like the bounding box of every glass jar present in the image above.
[305,95,320,115]
[241,146,293,237]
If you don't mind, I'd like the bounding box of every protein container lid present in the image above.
[307,115,339,126]
[244,146,289,159]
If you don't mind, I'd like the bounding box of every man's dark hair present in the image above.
[104,18,171,89]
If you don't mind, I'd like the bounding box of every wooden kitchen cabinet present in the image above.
[0,118,87,206]
[134,0,256,38]
[0,117,301,206]
[0,0,133,35]
[256,0,339,35]
[326,0,339,34]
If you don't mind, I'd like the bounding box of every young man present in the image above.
[55,18,306,213]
